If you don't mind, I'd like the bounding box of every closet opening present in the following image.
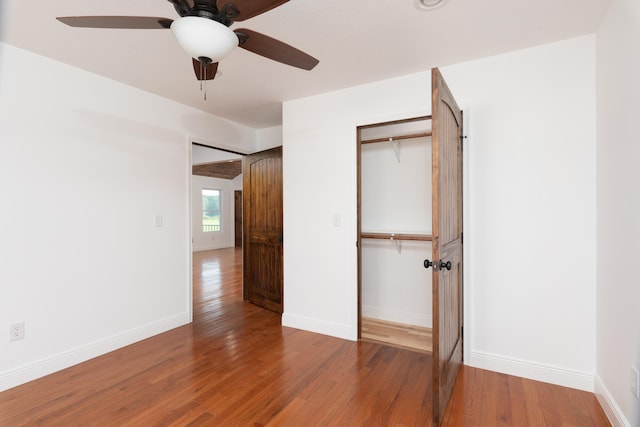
[357,115,433,354]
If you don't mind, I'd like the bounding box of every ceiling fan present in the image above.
[56,0,319,84]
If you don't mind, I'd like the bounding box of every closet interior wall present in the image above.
[359,116,433,352]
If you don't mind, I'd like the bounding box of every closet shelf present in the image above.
[360,131,432,145]
[361,232,433,241]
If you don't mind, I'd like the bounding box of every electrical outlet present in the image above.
[9,322,25,342]
[632,366,640,399]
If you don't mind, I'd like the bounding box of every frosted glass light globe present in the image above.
[171,17,238,63]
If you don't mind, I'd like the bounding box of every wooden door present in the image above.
[242,147,283,313]
[234,190,243,248]
[431,67,463,426]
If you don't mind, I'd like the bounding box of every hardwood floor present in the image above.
[361,317,432,353]
[0,248,610,426]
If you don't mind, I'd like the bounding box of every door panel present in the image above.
[431,67,463,426]
[243,147,283,313]
[234,190,243,248]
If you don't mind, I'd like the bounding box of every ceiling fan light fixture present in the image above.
[171,16,238,63]
[414,0,448,11]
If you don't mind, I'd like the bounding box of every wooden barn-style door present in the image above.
[430,67,463,426]
[242,147,284,313]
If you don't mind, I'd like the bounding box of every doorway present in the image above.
[191,143,244,252]
[357,115,434,354]
[191,143,284,315]
[357,68,464,427]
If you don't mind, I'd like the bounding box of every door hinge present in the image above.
[460,135,467,150]
[460,232,463,244]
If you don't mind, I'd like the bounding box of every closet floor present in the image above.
[361,317,432,353]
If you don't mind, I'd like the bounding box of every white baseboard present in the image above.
[0,312,190,392]
[361,305,431,328]
[594,375,631,427]
[282,313,357,341]
[469,350,594,392]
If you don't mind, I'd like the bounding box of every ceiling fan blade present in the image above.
[192,58,219,80]
[221,0,289,22]
[235,29,318,70]
[56,16,173,29]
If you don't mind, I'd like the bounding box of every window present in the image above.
[202,189,221,232]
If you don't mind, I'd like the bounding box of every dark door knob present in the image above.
[440,260,452,271]
[423,259,433,269]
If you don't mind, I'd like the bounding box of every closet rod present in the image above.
[361,232,433,241]
[360,131,432,145]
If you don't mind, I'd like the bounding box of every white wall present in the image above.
[191,174,239,251]
[283,35,597,391]
[256,126,283,151]
[595,0,640,425]
[283,72,430,340]
[442,36,597,391]
[361,240,432,327]
[192,144,243,163]
[0,43,256,391]
[361,130,432,233]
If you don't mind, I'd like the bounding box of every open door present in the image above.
[242,147,284,313]
[431,67,463,426]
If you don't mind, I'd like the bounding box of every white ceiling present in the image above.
[0,0,611,129]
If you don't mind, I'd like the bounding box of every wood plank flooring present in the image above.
[361,317,432,353]
[0,248,611,426]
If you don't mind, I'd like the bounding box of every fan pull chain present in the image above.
[200,61,204,91]
[198,61,207,101]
